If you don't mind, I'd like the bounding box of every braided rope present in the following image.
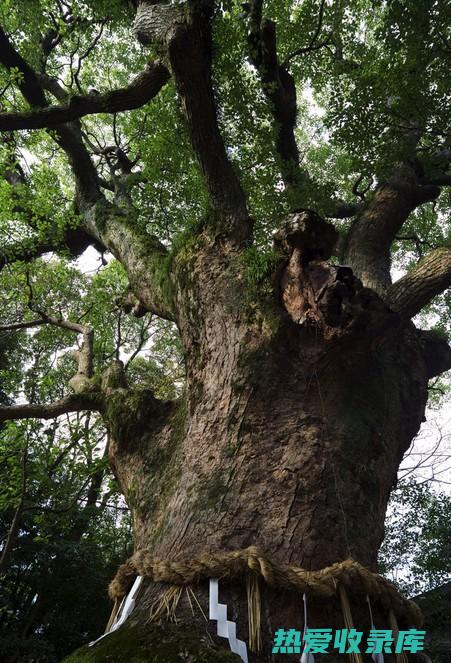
[108,546,422,627]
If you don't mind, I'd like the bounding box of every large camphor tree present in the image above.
[0,0,450,660]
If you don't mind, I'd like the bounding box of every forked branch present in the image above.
[246,0,360,218]
[248,1,301,189]
[345,174,441,293]
[283,0,330,66]
[0,310,98,422]
[0,23,174,320]
[131,2,250,239]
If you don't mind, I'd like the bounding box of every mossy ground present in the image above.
[62,622,239,663]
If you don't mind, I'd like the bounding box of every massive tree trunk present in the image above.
[1,2,451,661]
[78,214,445,662]
[112,224,427,570]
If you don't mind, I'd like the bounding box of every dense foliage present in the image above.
[0,1,450,265]
[0,0,450,660]
[0,416,131,662]
[380,479,451,596]
[0,256,183,661]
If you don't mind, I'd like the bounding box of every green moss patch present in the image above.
[104,388,162,443]
[62,622,239,663]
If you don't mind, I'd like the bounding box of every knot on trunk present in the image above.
[274,212,396,334]
[116,289,147,318]
[273,210,338,262]
[418,329,451,378]
[281,256,395,333]
[101,360,128,394]
[133,1,188,45]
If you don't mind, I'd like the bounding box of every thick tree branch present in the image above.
[422,173,451,186]
[248,2,301,190]
[0,25,47,107]
[246,1,358,220]
[84,202,175,320]
[345,173,441,293]
[0,62,170,131]
[344,134,450,294]
[83,201,175,321]
[0,21,169,318]
[133,4,250,240]
[0,226,106,272]
[386,246,451,320]
[3,303,95,390]
[0,310,100,423]
[0,395,98,422]
[0,24,102,206]
[36,72,69,102]
[0,142,167,324]
[418,329,451,379]
[0,133,105,261]
[0,19,199,322]
[53,123,103,206]
[43,315,94,383]
[328,200,363,219]
[169,26,249,236]
[0,239,57,270]
[0,319,46,332]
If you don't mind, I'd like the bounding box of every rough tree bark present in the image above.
[92,212,449,663]
[1,1,451,662]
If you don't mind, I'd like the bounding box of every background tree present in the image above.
[380,480,451,596]
[0,417,132,663]
[380,479,451,663]
[0,0,450,661]
[0,257,181,661]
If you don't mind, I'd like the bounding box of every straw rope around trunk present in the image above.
[108,545,422,628]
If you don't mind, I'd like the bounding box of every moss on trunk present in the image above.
[62,622,239,663]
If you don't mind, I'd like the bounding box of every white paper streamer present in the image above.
[89,575,144,647]
[90,575,248,659]
[209,578,248,663]
[366,595,384,663]
[300,593,315,663]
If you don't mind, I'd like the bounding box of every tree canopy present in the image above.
[0,1,450,277]
[0,0,451,661]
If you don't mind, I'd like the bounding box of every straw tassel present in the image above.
[246,572,262,652]
[388,609,408,663]
[338,584,364,663]
[148,585,183,623]
[104,597,120,634]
